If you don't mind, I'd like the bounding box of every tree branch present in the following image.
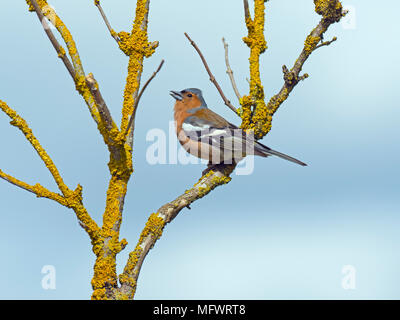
[222,37,241,101]
[27,0,117,141]
[242,0,345,139]
[0,99,100,242]
[120,0,157,139]
[28,0,75,79]
[240,0,268,138]
[264,3,346,133]
[243,0,251,22]
[315,36,337,49]
[89,0,158,300]
[85,73,116,133]
[118,166,235,299]
[0,169,67,206]
[28,0,85,78]
[184,32,238,114]
[0,100,69,195]
[125,59,165,136]
[94,0,120,42]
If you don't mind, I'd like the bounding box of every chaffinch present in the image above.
[170,88,307,167]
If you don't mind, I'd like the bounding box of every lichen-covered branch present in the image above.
[27,0,75,79]
[118,0,158,139]
[0,169,67,206]
[26,0,119,148]
[0,99,100,242]
[27,0,86,80]
[89,0,159,300]
[118,167,234,299]
[0,100,69,195]
[241,0,345,139]
[126,59,165,135]
[239,0,268,138]
[23,0,159,300]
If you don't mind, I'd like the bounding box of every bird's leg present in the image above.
[202,160,236,176]
[202,162,216,176]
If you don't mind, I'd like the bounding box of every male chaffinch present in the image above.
[170,88,307,168]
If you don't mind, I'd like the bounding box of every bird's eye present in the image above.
[187,94,193,97]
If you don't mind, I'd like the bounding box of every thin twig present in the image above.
[29,0,75,79]
[184,32,237,114]
[243,0,251,21]
[125,59,165,136]
[315,36,337,49]
[222,37,241,101]
[95,1,120,42]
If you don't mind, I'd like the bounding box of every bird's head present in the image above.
[170,88,207,112]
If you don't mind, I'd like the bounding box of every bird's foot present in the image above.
[202,162,231,176]
[202,165,214,176]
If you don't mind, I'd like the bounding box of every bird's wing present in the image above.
[182,114,253,156]
[189,108,236,129]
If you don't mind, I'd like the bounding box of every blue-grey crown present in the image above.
[183,88,207,107]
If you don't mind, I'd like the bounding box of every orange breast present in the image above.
[174,103,190,145]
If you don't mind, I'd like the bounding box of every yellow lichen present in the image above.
[91,0,158,300]
[22,0,160,301]
[240,0,270,139]
[118,212,166,299]
[0,99,101,247]
[314,0,343,22]
[57,46,66,58]
[304,35,321,55]
[193,170,232,198]
[119,0,158,135]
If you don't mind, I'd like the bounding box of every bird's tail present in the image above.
[255,141,307,166]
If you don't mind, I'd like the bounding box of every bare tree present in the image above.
[0,0,346,299]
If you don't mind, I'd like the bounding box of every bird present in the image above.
[170,88,307,171]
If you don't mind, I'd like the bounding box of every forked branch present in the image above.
[28,0,117,142]
[28,0,75,79]
[0,99,100,242]
[94,0,120,42]
[263,2,346,132]
[241,0,345,138]
[184,32,237,114]
[0,169,67,206]
[315,36,337,49]
[125,59,165,136]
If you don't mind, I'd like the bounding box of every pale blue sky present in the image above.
[0,0,399,299]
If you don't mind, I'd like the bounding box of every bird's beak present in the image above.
[170,90,183,101]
